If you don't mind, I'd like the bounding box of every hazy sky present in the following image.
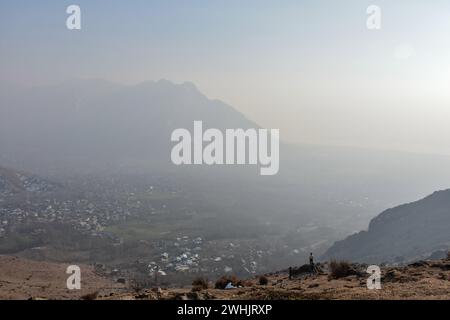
[2,0,450,154]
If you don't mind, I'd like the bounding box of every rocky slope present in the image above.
[107,258,450,300]
[1,255,448,300]
[323,190,450,264]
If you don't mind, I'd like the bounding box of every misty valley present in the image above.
[0,79,449,298]
[0,168,330,286]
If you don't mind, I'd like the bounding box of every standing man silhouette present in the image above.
[309,252,315,273]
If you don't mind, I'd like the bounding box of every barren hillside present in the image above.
[1,255,448,300]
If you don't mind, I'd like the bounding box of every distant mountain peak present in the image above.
[0,78,257,171]
[135,79,201,94]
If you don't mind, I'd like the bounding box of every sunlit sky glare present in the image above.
[1,0,450,154]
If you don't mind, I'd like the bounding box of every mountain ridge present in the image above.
[323,189,450,263]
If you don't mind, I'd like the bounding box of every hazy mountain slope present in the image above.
[0,79,257,171]
[322,190,450,263]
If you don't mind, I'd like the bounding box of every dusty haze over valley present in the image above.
[0,1,449,300]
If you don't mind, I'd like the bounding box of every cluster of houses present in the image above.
[0,197,126,239]
[146,236,204,276]
[0,169,177,241]
[133,236,274,282]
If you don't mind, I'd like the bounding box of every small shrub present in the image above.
[215,275,239,289]
[258,275,268,286]
[191,285,203,292]
[192,277,208,290]
[240,280,253,287]
[329,259,353,279]
[81,291,99,300]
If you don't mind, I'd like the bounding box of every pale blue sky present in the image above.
[2,1,450,154]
